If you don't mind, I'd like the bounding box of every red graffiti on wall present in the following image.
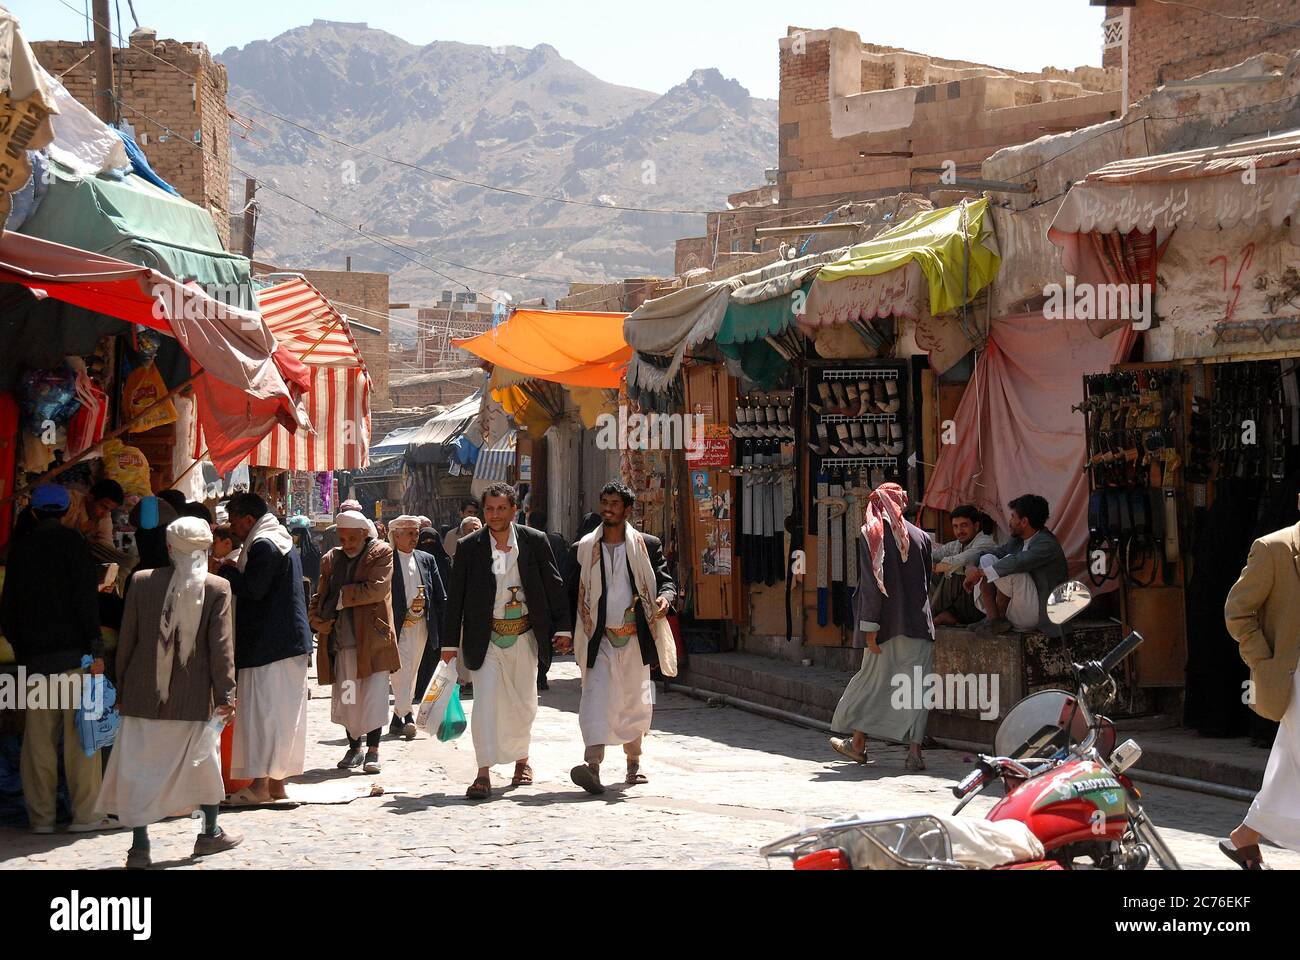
[1208,242,1256,322]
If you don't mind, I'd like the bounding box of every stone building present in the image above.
[32,28,233,244]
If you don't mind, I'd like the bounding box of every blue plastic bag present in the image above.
[74,655,119,756]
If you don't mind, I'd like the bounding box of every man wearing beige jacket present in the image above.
[1222,501,1300,869]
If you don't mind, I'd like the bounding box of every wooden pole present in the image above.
[91,0,115,124]
[241,178,257,260]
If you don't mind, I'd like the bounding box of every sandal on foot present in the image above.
[625,767,648,785]
[511,763,533,786]
[829,737,873,765]
[1219,838,1268,870]
[905,753,927,771]
[223,786,270,807]
[570,764,606,795]
[466,777,491,800]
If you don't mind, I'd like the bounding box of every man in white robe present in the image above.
[441,483,571,800]
[387,515,445,739]
[566,481,676,795]
[1222,496,1300,869]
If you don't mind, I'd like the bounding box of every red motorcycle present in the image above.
[762,581,1181,871]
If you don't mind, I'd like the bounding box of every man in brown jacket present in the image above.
[96,518,241,870]
[309,510,400,774]
[1221,499,1300,869]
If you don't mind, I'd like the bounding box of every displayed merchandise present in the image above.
[121,360,178,431]
[101,438,153,498]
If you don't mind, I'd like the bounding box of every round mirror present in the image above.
[993,689,1088,759]
[1046,580,1092,625]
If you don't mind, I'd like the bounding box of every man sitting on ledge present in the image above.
[931,505,997,627]
[962,494,1068,637]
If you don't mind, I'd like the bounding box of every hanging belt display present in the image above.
[829,477,845,627]
[815,472,830,626]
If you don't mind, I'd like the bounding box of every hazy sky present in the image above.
[17,0,1107,100]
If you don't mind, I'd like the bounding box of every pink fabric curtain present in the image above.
[922,312,1134,578]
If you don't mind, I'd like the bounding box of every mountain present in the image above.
[218,20,777,307]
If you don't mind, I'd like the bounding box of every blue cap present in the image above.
[31,484,70,512]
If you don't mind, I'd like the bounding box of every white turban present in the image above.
[158,517,213,703]
[388,515,421,544]
[335,510,377,539]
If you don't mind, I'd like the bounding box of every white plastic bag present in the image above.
[416,657,459,733]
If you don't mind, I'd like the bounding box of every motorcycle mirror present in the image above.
[1046,580,1092,625]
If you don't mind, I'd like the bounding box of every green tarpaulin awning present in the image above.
[18,163,254,305]
[816,197,1000,315]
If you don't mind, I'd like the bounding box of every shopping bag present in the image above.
[437,686,467,742]
[74,655,119,756]
[415,657,459,732]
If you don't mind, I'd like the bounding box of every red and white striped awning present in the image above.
[246,277,373,470]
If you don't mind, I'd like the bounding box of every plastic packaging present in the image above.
[194,712,229,767]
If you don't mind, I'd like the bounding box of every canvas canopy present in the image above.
[246,276,372,471]
[0,231,307,472]
[453,308,630,388]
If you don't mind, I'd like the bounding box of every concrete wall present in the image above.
[34,33,233,244]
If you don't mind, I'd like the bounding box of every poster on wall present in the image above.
[685,424,732,468]
[691,470,712,500]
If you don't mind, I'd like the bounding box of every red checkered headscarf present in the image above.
[862,483,909,597]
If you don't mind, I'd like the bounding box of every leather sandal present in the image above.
[511,763,533,786]
[1219,838,1268,870]
[466,777,491,800]
[625,765,648,785]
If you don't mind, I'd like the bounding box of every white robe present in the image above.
[1245,667,1300,850]
[96,716,225,827]
[578,542,652,748]
[230,654,309,780]
[391,548,427,720]
[331,647,391,740]
[465,525,538,768]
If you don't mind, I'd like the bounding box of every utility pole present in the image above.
[241,178,258,259]
[91,0,116,124]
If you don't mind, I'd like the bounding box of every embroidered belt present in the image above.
[604,605,638,648]
[491,615,531,648]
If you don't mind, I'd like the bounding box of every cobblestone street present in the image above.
[3,659,1296,871]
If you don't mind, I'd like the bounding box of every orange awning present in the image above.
[452,309,630,388]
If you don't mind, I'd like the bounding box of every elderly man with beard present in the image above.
[310,511,400,773]
[567,481,675,795]
[386,515,446,740]
[96,517,240,869]
[441,483,571,800]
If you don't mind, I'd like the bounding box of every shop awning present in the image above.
[1049,130,1300,242]
[371,392,483,460]
[813,198,1000,321]
[453,309,630,388]
[624,282,732,394]
[245,276,373,471]
[473,428,517,487]
[0,231,308,473]
[20,163,256,299]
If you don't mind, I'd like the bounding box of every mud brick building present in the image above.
[1102,0,1300,104]
[33,28,233,244]
[684,26,1121,267]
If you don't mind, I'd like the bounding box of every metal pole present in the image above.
[241,178,258,260]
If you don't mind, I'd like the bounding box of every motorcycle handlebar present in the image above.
[1101,630,1144,674]
[951,759,993,799]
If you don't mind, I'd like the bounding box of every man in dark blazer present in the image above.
[441,483,571,800]
[387,515,446,739]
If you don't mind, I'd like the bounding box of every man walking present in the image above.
[441,483,571,800]
[310,511,400,773]
[387,515,445,739]
[567,482,675,795]
[1,484,116,833]
[219,493,313,804]
[96,517,241,869]
[1220,493,1300,869]
[828,483,935,770]
[962,494,1068,636]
